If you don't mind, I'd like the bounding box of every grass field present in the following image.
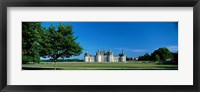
[22,61,178,70]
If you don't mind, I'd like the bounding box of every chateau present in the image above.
[84,50,126,62]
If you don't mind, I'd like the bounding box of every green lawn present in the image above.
[22,61,178,70]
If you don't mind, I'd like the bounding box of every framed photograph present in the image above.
[0,0,199,92]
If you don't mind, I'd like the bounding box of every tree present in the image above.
[137,53,150,61]
[151,47,172,61]
[138,56,142,61]
[22,22,43,63]
[40,24,83,70]
[143,53,150,60]
[172,51,178,64]
[126,57,133,61]
[155,54,160,61]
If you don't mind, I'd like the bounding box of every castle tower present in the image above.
[84,52,90,62]
[121,49,126,62]
[84,49,90,62]
[102,50,107,62]
[108,50,114,62]
[96,50,102,62]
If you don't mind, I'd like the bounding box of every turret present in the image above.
[84,53,90,62]
[84,49,90,62]
[121,49,126,62]
[108,50,113,62]
[118,49,126,62]
[121,49,125,56]
[96,50,101,62]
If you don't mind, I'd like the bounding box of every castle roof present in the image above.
[84,52,89,56]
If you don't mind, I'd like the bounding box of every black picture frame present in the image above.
[0,0,200,92]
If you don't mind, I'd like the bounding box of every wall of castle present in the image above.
[96,55,102,62]
[114,57,119,62]
[108,54,113,62]
[89,56,95,62]
[85,56,95,62]
[121,56,126,62]
[84,56,89,62]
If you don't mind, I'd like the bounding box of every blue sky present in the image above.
[41,22,178,60]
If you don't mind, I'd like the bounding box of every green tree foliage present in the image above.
[138,53,150,61]
[143,53,150,60]
[172,51,178,63]
[126,57,133,61]
[155,54,160,61]
[151,47,173,61]
[22,22,43,63]
[39,24,83,70]
[137,48,176,62]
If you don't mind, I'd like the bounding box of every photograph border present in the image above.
[0,0,200,92]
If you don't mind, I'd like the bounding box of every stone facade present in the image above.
[84,50,126,62]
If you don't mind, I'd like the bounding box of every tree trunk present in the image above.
[54,60,56,70]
